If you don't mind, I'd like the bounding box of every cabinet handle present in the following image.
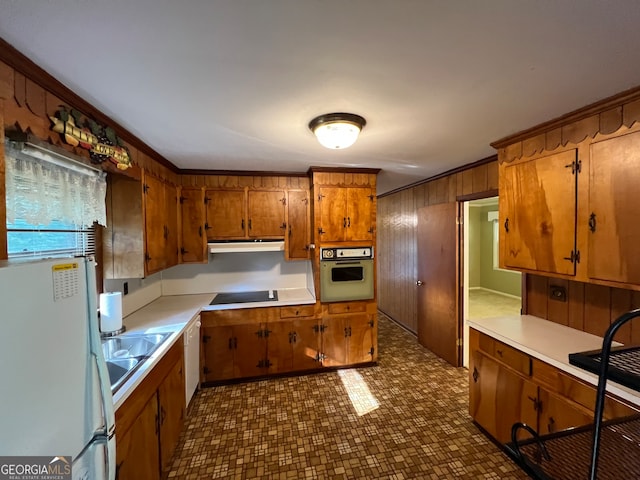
[288,225,292,237]
[504,217,510,233]
[347,217,351,227]
[241,219,245,230]
[160,406,166,425]
[472,367,479,383]
[344,327,349,338]
[248,219,252,230]
[343,217,347,228]
[589,212,597,232]
[496,349,503,357]
[155,413,159,435]
[548,417,556,433]
[527,395,540,411]
[228,338,233,349]
[199,225,203,237]
[348,326,352,336]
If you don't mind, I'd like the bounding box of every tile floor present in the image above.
[468,288,521,320]
[168,313,528,479]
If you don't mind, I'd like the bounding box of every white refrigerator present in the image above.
[0,257,116,480]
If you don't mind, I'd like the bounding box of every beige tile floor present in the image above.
[468,289,521,319]
[168,313,528,479]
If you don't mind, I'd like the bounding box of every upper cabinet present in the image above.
[103,170,179,278]
[310,169,379,245]
[285,190,310,260]
[587,130,640,285]
[499,149,578,276]
[494,91,640,290]
[204,188,286,240]
[179,187,207,264]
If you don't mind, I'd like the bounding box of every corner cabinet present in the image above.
[104,169,179,279]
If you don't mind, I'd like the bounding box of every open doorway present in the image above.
[462,196,522,367]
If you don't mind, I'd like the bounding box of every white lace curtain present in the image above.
[5,146,107,227]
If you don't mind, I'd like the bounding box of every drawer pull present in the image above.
[496,349,503,357]
[472,367,479,383]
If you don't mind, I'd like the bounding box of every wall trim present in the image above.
[378,154,497,198]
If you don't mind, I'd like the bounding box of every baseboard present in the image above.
[474,287,521,300]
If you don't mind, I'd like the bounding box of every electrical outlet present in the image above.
[123,281,129,295]
[549,285,566,302]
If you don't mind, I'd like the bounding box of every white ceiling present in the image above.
[3,1,640,194]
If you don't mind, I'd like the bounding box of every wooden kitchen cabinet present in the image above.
[322,311,376,367]
[499,149,578,276]
[469,328,636,444]
[204,188,286,240]
[179,186,207,263]
[115,396,159,480]
[285,189,310,260]
[587,130,640,285]
[115,339,185,480]
[201,323,267,382]
[205,189,246,239]
[104,170,179,278]
[267,317,320,373]
[317,186,374,242]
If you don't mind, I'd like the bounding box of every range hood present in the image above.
[208,240,285,254]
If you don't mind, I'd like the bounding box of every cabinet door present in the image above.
[588,131,640,285]
[233,324,267,378]
[346,313,375,364]
[158,356,185,474]
[469,351,538,443]
[115,395,160,480]
[321,316,349,367]
[267,321,294,373]
[537,388,592,435]
[346,188,373,241]
[144,174,167,274]
[164,183,179,269]
[201,325,235,382]
[500,150,577,275]
[205,189,246,239]
[286,190,310,260]
[291,317,321,371]
[247,190,286,238]
[179,187,207,263]
[318,187,347,241]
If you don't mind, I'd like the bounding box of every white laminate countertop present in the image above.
[469,315,640,407]
[111,289,316,410]
[201,287,316,311]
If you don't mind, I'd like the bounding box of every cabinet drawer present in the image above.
[280,305,315,319]
[477,332,495,356]
[328,302,367,314]
[493,340,532,376]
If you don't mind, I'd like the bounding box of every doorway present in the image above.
[462,196,522,367]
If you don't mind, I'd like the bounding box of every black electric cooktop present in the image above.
[210,290,278,305]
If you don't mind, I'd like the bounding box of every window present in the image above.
[5,140,106,259]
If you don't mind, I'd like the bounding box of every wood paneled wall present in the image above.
[377,160,498,333]
[180,173,310,189]
[525,275,640,345]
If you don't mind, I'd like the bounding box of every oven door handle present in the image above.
[334,261,363,265]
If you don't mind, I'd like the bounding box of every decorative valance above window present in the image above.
[4,138,107,227]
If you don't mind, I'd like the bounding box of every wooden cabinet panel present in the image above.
[201,325,235,382]
[322,315,349,367]
[205,189,246,239]
[347,313,375,364]
[165,183,179,269]
[470,350,538,443]
[115,394,159,480]
[318,187,347,241]
[280,305,315,318]
[286,190,310,260]
[143,175,166,274]
[158,356,185,474]
[493,340,532,376]
[500,149,577,275]
[588,131,640,284]
[537,388,592,435]
[346,188,373,241]
[266,321,295,373]
[327,302,367,314]
[234,324,267,377]
[179,187,207,263]
[290,318,321,371]
[321,313,374,366]
[247,190,285,238]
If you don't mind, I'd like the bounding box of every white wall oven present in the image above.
[320,246,374,302]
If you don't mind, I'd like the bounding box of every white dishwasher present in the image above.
[184,315,201,406]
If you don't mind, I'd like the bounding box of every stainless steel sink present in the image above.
[101,332,171,392]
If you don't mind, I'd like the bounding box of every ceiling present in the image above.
[3,1,640,194]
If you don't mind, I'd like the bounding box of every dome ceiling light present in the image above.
[308,113,366,150]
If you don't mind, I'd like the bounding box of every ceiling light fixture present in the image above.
[308,113,366,150]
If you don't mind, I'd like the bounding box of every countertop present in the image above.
[469,315,640,407]
[112,287,316,410]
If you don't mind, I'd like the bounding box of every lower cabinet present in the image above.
[200,301,377,383]
[469,328,636,444]
[115,339,185,480]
